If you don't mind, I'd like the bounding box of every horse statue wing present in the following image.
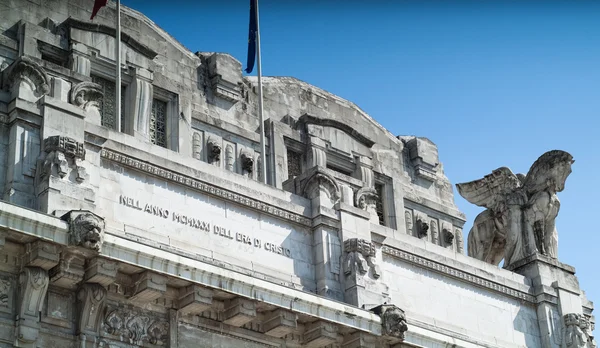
[456,166,521,210]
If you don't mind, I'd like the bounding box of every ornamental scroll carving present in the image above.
[457,150,574,268]
[40,135,87,182]
[3,56,50,99]
[343,238,380,279]
[302,170,340,206]
[371,304,408,341]
[63,210,105,252]
[102,307,169,346]
[562,313,596,348]
[355,187,379,224]
[70,81,103,112]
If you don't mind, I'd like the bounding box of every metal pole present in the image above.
[115,0,121,132]
[255,0,267,184]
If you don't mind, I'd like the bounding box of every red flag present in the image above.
[90,0,108,20]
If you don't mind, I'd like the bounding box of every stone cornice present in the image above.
[381,246,536,303]
[296,114,376,148]
[100,149,312,226]
[102,233,382,333]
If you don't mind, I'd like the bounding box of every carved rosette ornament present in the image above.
[371,304,408,341]
[562,313,596,348]
[3,56,50,99]
[240,149,254,176]
[207,137,221,163]
[40,135,87,182]
[63,210,105,252]
[70,81,104,112]
[343,238,380,279]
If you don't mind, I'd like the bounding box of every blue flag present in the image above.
[245,0,258,73]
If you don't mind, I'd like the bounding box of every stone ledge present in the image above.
[381,242,535,303]
[0,201,68,245]
[101,234,382,334]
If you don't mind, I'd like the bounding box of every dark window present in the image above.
[92,75,125,131]
[375,183,386,226]
[287,150,302,179]
[151,98,167,148]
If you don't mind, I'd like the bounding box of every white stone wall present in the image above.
[96,163,316,290]
[383,256,541,347]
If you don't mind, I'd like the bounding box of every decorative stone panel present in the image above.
[102,306,169,346]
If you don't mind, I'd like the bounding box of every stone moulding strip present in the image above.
[100,149,312,227]
[381,246,535,303]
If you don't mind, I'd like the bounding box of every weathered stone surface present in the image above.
[458,150,574,268]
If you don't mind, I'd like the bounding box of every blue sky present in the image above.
[122,0,599,322]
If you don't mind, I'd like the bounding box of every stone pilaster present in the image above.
[508,254,594,348]
[69,43,91,77]
[307,136,327,168]
[131,77,153,141]
[15,267,49,348]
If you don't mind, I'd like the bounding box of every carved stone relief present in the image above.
[404,210,413,235]
[102,307,169,346]
[301,170,340,206]
[431,220,439,244]
[70,81,103,115]
[192,132,202,160]
[17,267,50,345]
[562,313,596,348]
[355,187,379,224]
[371,304,408,341]
[415,214,429,239]
[207,137,221,164]
[443,228,454,246]
[3,56,50,100]
[40,135,87,183]
[225,144,234,171]
[455,228,464,254]
[63,210,105,252]
[78,283,107,335]
[240,149,254,176]
[343,238,380,279]
[0,277,11,310]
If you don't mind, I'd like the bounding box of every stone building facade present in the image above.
[0,0,594,347]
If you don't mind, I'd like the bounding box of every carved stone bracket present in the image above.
[342,331,378,348]
[303,320,338,347]
[129,271,167,303]
[70,81,103,112]
[562,313,596,348]
[223,297,256,327]
[178,285,213,315]
[343,238,380,279]
[84,258,117,287]
[62,210,105,252]
[78,283,107,335]
[370,304,408,342]
[16,267,50,345]
[262,308,297,338]
[240,149,254,175]
[207,137,221,163]
[3,56,50,99]
[41,135,87,182]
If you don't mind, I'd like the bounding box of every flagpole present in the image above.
[115,0,121,132]
[255,0,267,184]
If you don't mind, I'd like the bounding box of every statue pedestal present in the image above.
[508,253,595,348]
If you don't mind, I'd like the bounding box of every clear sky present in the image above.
[122,0,599,325]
